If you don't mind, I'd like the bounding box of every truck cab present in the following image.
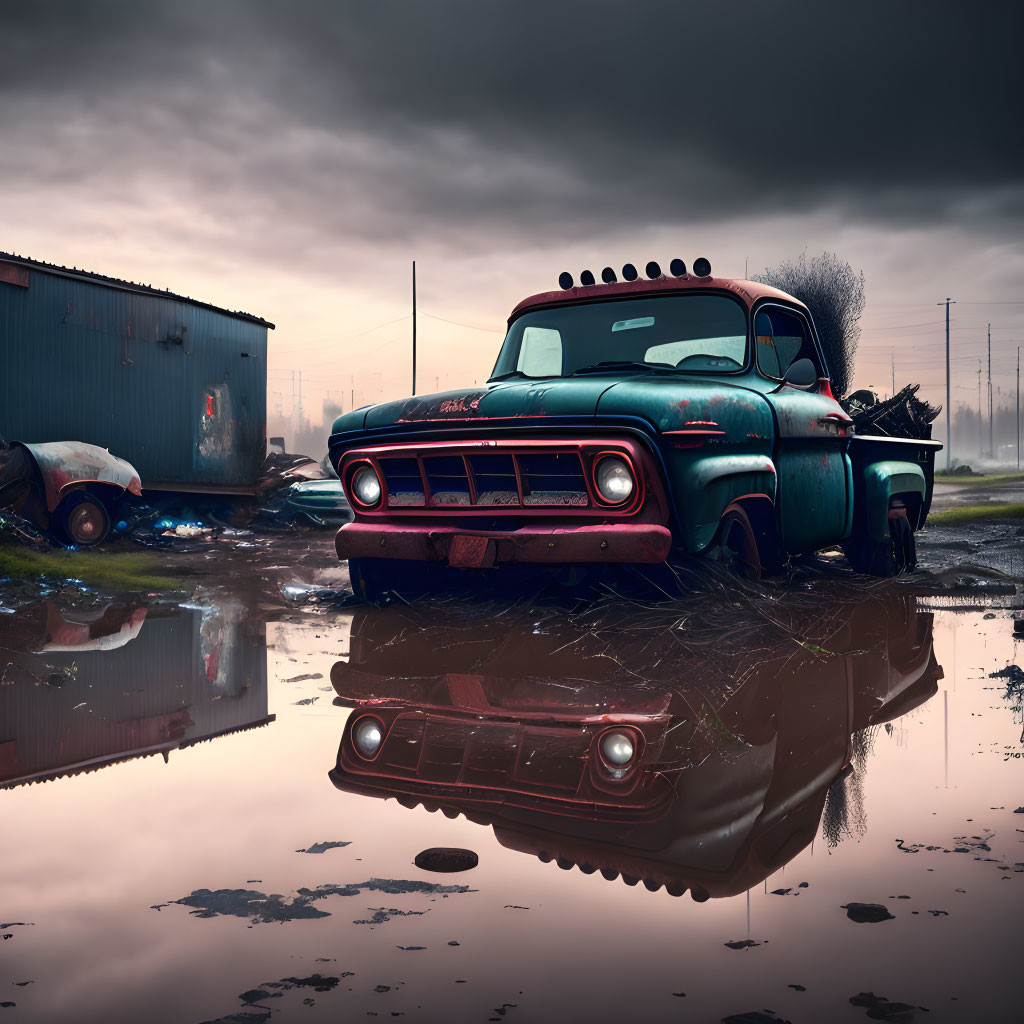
[329,259,940,596]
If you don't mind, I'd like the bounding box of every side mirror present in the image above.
[783,358,818,387]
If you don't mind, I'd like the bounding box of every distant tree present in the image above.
[754,252,865,397]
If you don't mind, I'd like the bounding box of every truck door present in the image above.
[756,306,851,553]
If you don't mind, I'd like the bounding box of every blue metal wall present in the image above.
[0,263,268,489]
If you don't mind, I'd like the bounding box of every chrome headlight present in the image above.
[350,465,383,507]
[600,730,636,767]
[594,456,635,504]
[352,716,384,758]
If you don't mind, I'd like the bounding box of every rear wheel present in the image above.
[56,493,111,547]
[843,505,916,577]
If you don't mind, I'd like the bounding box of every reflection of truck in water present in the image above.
[329,592,941,899]
[0,600,270,788]
[329,260,940,597]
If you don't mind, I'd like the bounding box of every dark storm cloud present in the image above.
[0,0,1021,253]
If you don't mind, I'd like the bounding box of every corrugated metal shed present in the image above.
[0,252,274,491]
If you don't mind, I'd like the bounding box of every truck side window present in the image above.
[754,308,820,381]
[516,326,563,377]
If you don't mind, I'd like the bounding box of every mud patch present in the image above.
[153,878,473,924]
[842,903,895,923]
[296,841,351,854]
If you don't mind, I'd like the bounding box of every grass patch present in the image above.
[928,503,1024,527]
[0,545,181,592]
[934,472,1024,487]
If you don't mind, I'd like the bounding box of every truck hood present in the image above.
[362,378,613,430]
[356,375,771,438]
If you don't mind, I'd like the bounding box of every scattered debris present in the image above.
[296,841,351,854]
[722,1013,790,1024]
[282,672,324,683]
[414,848,479,873]
[843,385,940,440]
[724,939,760,949]
[842,903,895,923]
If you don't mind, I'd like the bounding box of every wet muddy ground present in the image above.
[1,511,1022,1023]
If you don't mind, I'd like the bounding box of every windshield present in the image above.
[490,294,748,380]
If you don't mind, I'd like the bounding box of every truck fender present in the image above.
[684,455,778,551]
[861,460,927,541]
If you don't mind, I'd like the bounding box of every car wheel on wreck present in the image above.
[843,503,917,577]
[56,492,112,547]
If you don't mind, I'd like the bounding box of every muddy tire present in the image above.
[347,558,392,603]
[56,493,111,547]
[347,558,442,603]
[843,509,916,577]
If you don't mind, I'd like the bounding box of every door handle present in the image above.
[818,412,852,426]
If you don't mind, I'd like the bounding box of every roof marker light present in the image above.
[693,257,711,277]
[601,266,617,284]
[580,269,596,286]
[558,271,574,290]
[645,261,662,279]
[670,258,687,277]
[622,263,638,281]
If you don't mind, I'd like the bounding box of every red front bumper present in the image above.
[335,521,673,566]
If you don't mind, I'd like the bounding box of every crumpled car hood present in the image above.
[16,441,143,512]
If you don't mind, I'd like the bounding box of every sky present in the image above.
[1,0,1022,450]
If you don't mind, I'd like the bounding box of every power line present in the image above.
[421,310,503,333]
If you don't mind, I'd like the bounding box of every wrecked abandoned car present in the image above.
[0,438,141,545]
[328,260,941,598]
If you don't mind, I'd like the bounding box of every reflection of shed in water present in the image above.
[0,601,270,788]
[329,591,941,900]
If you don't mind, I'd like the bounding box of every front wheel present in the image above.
[56,493,111,547]
[347,558,443,603]
[711,505,763,580]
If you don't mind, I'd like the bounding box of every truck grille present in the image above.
[339,438,647,517]
[381,449,590,509]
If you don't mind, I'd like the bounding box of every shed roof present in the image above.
[0,250,275,328]
[510,274,806,322]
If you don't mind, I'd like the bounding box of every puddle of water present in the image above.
[0,587,1021,1023]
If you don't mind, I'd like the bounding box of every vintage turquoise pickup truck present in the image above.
[328,259,940,598]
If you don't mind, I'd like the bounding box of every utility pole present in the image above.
[891,346,895,397]
[938,298,955,469]
[977,361,983,457]
[412,260,417,396]
[1018,346,1021,470]
[987,323,993,458]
